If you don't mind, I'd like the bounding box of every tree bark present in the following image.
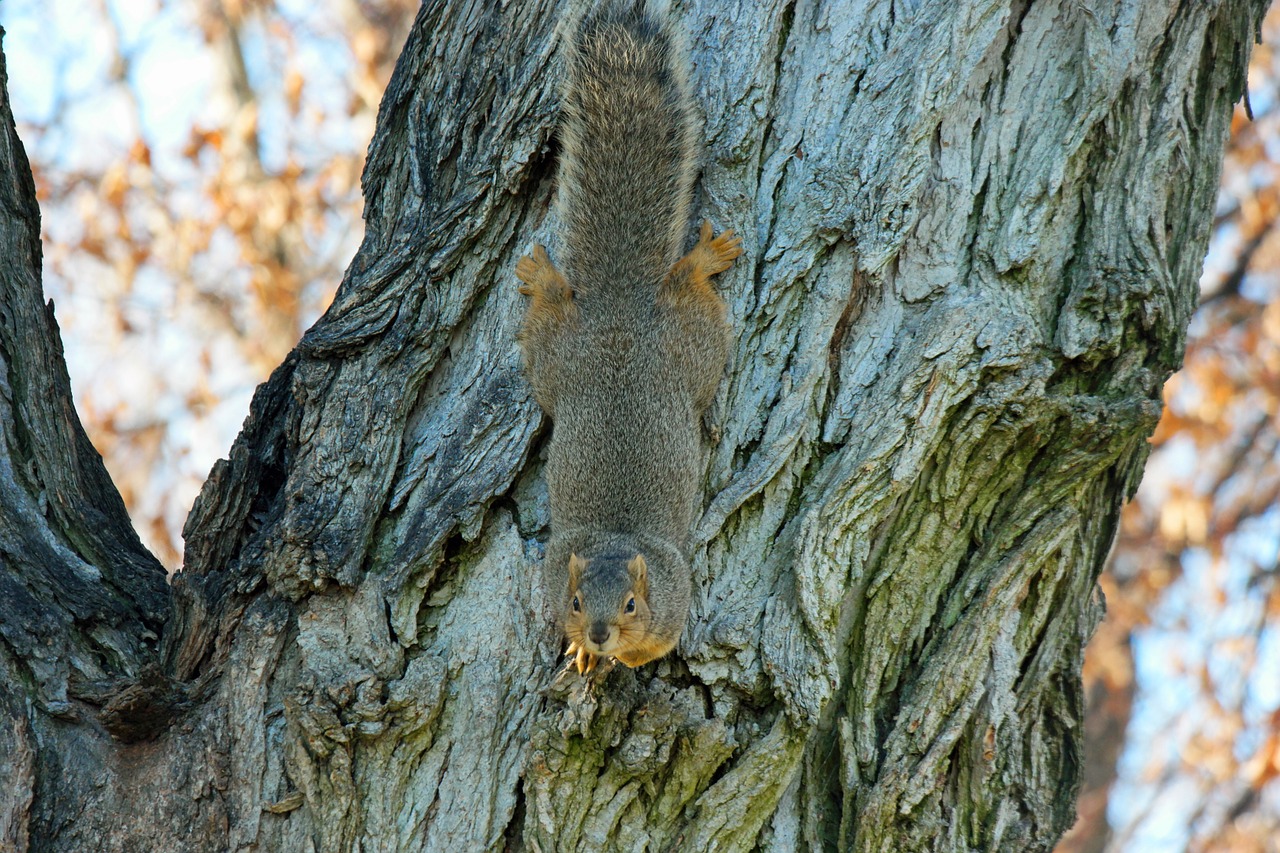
[0,1,1265,850]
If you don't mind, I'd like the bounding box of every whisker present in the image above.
[614,627,645,654]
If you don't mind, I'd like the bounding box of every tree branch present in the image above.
[0,26,168,723]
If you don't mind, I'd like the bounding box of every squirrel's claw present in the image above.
[565,640,599,675]
[515,246,543,285]
[688,221,745,275]
[516,244,555,285]
[516,244,576,308]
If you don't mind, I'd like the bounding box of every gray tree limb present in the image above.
[0,0,1265,850]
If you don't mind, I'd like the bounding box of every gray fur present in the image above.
[520,8,727,662]
[556,7,699,296]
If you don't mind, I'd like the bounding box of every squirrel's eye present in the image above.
[625,597,636,614]
[572,595,581,612]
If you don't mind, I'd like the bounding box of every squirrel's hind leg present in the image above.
[674,220,744,279]
[660,220,741,317]
[516,245,577,413]
[517,244,576,322]
[660,221,742,410]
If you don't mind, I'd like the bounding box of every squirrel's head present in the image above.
[564,551,652,658]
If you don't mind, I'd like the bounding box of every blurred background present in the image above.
[0,2,1276,850]
[0,0,415,567]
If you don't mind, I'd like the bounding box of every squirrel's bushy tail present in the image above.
[557,8,698,295]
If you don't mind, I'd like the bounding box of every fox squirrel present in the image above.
[516,9,742,675]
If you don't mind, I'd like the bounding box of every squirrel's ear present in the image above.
[627,554,648,598]
[569,553,586,587]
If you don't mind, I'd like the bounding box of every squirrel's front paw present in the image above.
[565,640,600,675]
[691,220,744,276]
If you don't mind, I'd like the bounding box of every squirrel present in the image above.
[516,8,742,675]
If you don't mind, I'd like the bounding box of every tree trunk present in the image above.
[0,1,1265,850]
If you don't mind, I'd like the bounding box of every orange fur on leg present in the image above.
[517,244,577,326]
[661,220,742,312]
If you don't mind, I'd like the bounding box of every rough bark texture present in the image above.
[0,1,1265,851]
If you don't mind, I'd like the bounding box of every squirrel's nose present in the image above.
[589,623,610,646]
